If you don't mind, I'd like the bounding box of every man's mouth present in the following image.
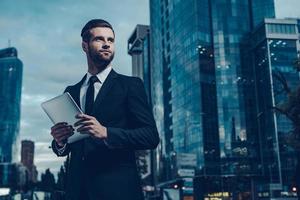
[99,50,111,54]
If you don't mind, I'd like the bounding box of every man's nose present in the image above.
[102,43,110,49]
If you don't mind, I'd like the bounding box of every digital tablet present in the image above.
[41,92,89,143]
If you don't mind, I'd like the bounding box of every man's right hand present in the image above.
[50,122,74,147]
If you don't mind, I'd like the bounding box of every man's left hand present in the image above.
[74,114,107,139]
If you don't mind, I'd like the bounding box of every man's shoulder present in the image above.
[116,73,143,85]
[113,73,145,95]
[64,75,86,93]
[63,81,82,93]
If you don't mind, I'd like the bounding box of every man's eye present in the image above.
[94,37,103,41]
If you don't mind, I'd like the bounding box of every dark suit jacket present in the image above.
[51,69,159,200]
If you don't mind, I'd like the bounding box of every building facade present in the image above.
[21,140,38,183]
[242,18,300,197]
[128,25,159,198]
[0,47,23,163]
[150,0,220,184]
[210,0,275,176]
[0,162,27,189]
[149,0,275,179]
[128,25,150,80]
[145,0,300,199]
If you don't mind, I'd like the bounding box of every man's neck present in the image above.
[87,60,111,75]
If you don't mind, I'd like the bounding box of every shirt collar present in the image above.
[84,66,112,86]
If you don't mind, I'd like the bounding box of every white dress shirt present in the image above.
[80,66,112,112]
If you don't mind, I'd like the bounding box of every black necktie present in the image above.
[85,75,100,115]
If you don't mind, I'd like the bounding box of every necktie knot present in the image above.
[89,76,100,85]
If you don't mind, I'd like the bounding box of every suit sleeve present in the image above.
[51,87,71,157]
[105,78,160,150]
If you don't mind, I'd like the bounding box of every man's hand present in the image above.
[50,122,74,147]
[74,114,107,139]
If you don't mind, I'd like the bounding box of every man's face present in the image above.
[85,27,115,65]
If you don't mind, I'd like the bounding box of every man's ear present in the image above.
[82,41,88,53]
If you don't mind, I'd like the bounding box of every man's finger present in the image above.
[51,127,74,135]
[53,129,73,136]
[77,125,93,133]
[74,118,93,127]
[55,132,73,143]
[74,120,93,127]
[51,123,68,130]
[57,132,74,141]
[51,127,74,137]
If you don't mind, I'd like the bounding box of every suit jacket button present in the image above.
[82,156,85,161]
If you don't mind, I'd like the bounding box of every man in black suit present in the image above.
[50,19,159,200]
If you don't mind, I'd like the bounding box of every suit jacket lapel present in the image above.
[93,69,118,112]
[68,74,86,110]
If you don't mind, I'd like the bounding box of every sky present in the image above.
[0,0,300,179]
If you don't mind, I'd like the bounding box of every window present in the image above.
[267,24,296,34]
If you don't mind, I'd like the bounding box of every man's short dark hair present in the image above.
[81,19,115,42]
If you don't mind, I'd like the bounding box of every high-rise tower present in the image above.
[0,47,23,163]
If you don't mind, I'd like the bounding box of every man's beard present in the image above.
[88,46,114,69]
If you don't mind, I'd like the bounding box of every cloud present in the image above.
[34,142,66,178]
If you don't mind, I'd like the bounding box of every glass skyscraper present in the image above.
[149,0,166,182]
[147,0,300,199]
[0,47,23,163]
[210,0,275,176]
[243,18,300,196]
[150,0,223,182]
[150,0,275,177]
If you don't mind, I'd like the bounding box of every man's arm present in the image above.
[105,77,160,150]
[51,87,72,157]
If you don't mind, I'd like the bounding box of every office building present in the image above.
[0,162,27,188]
[128,25,152,101]
[128,25,158,197]
[149,0,275,178]
[241,18,300,197]
[21,140,38,183]
[148,0,286,198]
[0,47,23,163]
